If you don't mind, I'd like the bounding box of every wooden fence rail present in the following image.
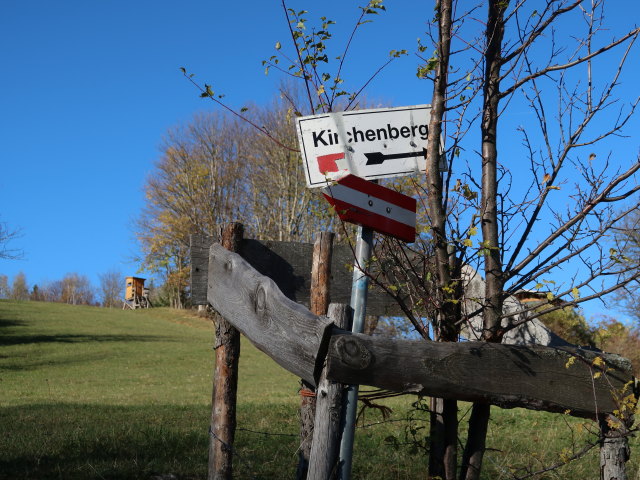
[207,242,636,418]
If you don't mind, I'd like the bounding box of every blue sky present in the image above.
[0,1,638,321]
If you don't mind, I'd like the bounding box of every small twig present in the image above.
[182,71,299,153]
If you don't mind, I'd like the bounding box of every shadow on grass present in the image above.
[0,333,175,347]
[0,318,27,329]
[0,403,299,480]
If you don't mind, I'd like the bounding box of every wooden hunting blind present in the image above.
[125,277,145,300]
[123,276,150,309]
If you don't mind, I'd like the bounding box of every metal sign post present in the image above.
[337,224,374,480]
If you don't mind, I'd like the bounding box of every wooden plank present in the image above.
[308,303,353,480]
[190,233,216,305]
[325,332,636,418]
[207,243,334,386]
[239,239,312,304]
[193,236,404,315]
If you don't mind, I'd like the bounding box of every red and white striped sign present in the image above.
[322,174,416,243]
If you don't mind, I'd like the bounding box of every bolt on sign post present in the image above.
[296,106,427,480]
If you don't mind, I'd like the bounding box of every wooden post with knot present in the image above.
[297,232,334,480]
[308,303,352,480]
[208,223,243,480]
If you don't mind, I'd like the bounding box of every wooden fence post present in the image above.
[208,223,243,480]
[308,303,352,480]
[297,232,335,480]
[599,413,632,480]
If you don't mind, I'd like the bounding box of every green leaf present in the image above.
[179,67,186,74]
[275,41,281,50]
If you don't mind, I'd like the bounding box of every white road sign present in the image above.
[296,105,432,188]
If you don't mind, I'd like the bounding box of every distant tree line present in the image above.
[0,269,127,308]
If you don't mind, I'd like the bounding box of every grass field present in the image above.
[1,300,638,479]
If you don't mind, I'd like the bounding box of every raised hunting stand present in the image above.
[122,276,150,309]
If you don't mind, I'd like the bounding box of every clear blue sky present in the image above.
[0,1,638,321]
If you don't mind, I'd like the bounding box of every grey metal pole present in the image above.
[337,225,374,480]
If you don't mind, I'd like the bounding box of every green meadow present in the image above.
[1,300,637,479]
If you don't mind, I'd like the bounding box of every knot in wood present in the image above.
[335,336,372,370]
[254,284,267,317]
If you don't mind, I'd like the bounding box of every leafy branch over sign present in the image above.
[263,0,406,114]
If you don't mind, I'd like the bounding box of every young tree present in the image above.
[29,284,43,302]
[10,272,29,300]
[40,279,64,303]
[135,98,334,306]
[99,269,123,308]
[244,93,336,243]
[0,274,8,298]
[135,112,251,308]
[60,273,95,305]
[410,1,639,478]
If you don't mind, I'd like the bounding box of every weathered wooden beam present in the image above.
[206,246,636,417]
[190,233,216,305]
[207,243,334,386]
[325,332,635,418]
[242,239,405,315]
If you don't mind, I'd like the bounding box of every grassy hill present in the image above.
[1,300,637,479]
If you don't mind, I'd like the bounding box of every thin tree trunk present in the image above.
[297,232,334,480]
[425,1,458,477]
[460,1,506,479]
[429,397,458,480]
[208,223,243,480]
[459,403,490,480]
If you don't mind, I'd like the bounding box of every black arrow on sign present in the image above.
[364,148,428,165]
